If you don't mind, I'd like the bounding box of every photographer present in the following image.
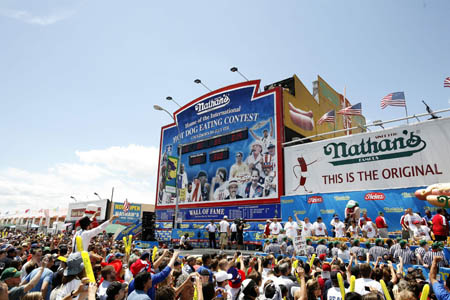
[236,219,245,251]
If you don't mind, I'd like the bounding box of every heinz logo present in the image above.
[364,192,385,201]
[308,196,323,204]
[195,94,230,115]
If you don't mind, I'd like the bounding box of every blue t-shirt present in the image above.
[128,266,172,300]
[433,282,450,300]
[25,268,53,300]
[128,290,150,300]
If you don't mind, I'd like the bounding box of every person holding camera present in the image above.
[236,219,245,250]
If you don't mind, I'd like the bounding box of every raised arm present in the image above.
[22,256,48,293]
[153,249,170,270]
[429,256,442,285]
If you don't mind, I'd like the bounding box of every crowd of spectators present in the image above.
[1,211,450,300]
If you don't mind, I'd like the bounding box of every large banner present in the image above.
[112,202,141,226]
[284,118,450,195]
[156,81,283,212]
[156,203,280,221]
[280,187,437,231]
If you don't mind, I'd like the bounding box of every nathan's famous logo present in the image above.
[308,196,323,204]
[364,192,385,201]
[195,94,230,115]
[323,130,426,166]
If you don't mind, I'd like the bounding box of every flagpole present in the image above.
[343,86,348,135]
[334,118,336,138]
[404,104,409,124]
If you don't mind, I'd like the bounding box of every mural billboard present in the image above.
[156,81,283,215]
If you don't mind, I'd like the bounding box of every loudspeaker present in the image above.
[142,211,156,241]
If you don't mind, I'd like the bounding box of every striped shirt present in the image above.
[369,246,388,261]
[390,243,401,257]
[350,246,363,257]
[306,245,315,257]
[394,247,416,265]
[316,244,329,256]
[415,247,427,260]
[423,250,448,268]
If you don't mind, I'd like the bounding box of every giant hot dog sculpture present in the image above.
[415,183,450,208]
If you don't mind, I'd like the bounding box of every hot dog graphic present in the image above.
[288,102,314,131]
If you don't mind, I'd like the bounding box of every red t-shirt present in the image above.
[264,224,271,236]
[432,214,447,235]
[375,216,386,228]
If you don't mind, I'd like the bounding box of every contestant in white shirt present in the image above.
[283,216,300,239]
[312,217,328,237]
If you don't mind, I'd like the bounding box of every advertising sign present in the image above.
[112,202,141,226]
[284,118,450,195]
[281,187,435,231]
[66,199,109,222]
[156,81,283,212]
[156,203,281,221]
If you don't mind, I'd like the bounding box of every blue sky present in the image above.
[0,0,449,212]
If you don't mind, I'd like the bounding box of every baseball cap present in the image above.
[419,240,427,246]
[266,220,271,223]
[215,271,232,282]
[399,240,407,246]
[0,268,21,280]
[322,263,331,272]
[346,200,357,208]
[228,267,245,288]
[223,215,228,219]
[199,268,210,276]
[319,253,326,261]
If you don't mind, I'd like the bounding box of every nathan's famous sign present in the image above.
[284,118,450,195]
[156,81,283,210]
[324,129,427,166]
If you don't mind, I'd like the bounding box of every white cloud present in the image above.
[0,145,159,213]
[0,8,74,26]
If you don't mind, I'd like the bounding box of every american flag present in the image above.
[337,103,362,116]
[380,92,406,109]
[317,110,335,125]
[123,198,130,213]
[445,77,450,88]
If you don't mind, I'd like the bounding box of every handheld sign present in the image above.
[337,273,345,300]
[349,275,356,292]
[81,251,95,283]
[380,280,392,300]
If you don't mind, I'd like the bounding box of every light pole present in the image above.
[166,96,181,108]
[230,67,250,81]
[194,79,212,92]
[153,105,182,234]
[94,192,102,200]
[70,196,77,202]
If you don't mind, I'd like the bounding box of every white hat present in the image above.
[215,271,232,282]
[223,215,228,219]
[266,219,271,223]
